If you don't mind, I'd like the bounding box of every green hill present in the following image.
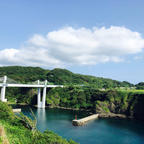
[46,68,134,88]
[0,66,134,88]
[0,66,48,83]
[135,82,144,89]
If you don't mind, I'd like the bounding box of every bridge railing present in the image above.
[0,76,54,85]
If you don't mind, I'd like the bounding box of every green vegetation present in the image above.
[0,101,77,144]
[0,66,144,143]
[0,66,134,88]
[0,66,144,121]
[45,87,144,120]
[135,82,144,90]
[0,66,48,83]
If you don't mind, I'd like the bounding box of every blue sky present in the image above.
[0,0,144,83]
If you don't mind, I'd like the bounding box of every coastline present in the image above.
[11,103,136,120]
[98,113,130,119]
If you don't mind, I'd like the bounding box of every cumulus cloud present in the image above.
[0,26,144,67]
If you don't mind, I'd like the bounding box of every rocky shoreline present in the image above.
[98,112,132,119]
[50,107,133,120]
[14,104,134,120]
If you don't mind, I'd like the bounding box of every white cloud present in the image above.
[0,26,144,67]
[134,55,143,60]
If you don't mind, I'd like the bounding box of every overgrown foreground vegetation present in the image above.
[0,101,77,144]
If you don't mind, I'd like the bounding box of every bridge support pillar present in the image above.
[37,80,47,108]
[1,76,7,102]
[37,80,42,108]
[41,80,47,108]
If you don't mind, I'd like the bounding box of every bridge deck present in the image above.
[0,84,63,88]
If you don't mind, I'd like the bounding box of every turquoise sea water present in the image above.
[21,106,144,144]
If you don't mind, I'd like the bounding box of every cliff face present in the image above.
[94,91,144,120]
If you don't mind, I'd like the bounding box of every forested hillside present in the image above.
[0,66,134,88]
[0,66,48,82]
[135,82,144,89]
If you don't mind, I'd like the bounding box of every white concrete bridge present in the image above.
[0,76,63,108]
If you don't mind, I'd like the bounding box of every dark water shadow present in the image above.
[98,117,144,137]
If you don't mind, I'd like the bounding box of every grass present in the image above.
[0,120,32,144]
[0,117,78,144]
[117,89,144,94]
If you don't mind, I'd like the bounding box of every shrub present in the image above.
[0,101,15,121]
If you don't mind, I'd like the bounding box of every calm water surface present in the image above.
[20,106,144,144]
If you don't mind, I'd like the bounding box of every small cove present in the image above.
[19,105,144,144]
